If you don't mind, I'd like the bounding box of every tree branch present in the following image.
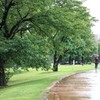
[0,0,13,29]
[8,16,32,39]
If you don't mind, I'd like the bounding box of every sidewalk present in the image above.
[47,70,100,100]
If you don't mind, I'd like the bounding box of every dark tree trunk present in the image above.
[0,60,6,86]
[53,52,58,71]
[82,56,84,66]
[69,56,72,65]
[53,52,62,71]
[53,62,59,71]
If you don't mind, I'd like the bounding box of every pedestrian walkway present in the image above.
[47,70,100,100]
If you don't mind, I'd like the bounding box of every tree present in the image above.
[67,33,96,65]
[97,39,100,55]
[0,0,55,86]
[0,33,52,86]
[45,0,97,71]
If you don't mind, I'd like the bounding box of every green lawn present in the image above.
[0,65,95,100]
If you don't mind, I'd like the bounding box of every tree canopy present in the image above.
[43,0,97,71]
[0,0,97,86]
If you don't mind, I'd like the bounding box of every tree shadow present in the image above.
[8,77,49,88]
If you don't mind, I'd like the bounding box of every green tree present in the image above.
[0,33,51,86]
[67,34,96,65]
[46,0,97,71]
[0,0,55,86]
[97,39,100,55]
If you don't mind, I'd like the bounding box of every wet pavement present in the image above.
[47,70,100,100]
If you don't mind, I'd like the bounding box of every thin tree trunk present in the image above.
[69,56,72,65]
[82,56,84,66]
[53,52,58,71]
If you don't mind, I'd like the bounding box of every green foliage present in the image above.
[42,0,97,70]
[5,68,13,83]
[0,33,51,71]
[98,39,100,55]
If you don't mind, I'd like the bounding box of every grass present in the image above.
[0,64,95,100]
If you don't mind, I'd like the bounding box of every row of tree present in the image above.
[0,0,97,86]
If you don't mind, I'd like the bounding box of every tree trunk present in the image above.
[0,61,6,86]
[53,62,59,71]
[53,52,62,71]
[69,56,72,65]
[82,56,84,66]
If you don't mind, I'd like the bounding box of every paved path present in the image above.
[47,70,100,100]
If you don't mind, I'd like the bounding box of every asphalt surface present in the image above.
[47,70,100,100]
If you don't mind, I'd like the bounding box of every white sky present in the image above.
[83,0,100,35]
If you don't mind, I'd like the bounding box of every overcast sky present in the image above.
[83,0,100,35]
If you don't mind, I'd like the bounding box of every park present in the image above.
[0,65,96,100]
[0,0,100,100]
